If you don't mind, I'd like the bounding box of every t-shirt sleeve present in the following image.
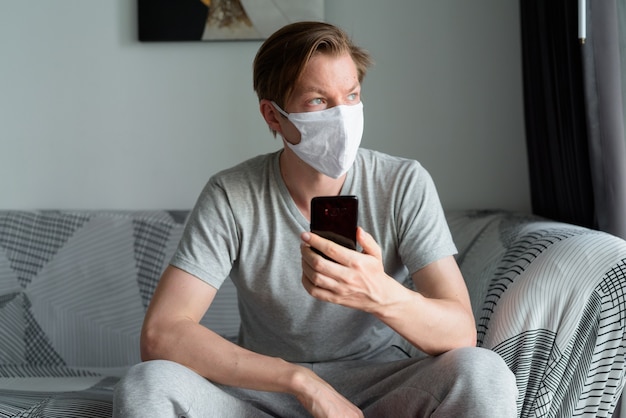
[169,177,238,289]
[395,162,457,275]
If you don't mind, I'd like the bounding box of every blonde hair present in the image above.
[253,21,372,109]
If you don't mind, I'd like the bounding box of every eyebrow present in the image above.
[295,81,361,97]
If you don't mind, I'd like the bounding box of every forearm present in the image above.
[373,283,477,355]
[141,319,306,395]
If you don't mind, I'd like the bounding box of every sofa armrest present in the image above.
[446,210,626,417]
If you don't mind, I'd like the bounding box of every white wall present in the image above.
[0,0,530,211]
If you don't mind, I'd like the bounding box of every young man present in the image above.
[114,21,517,417]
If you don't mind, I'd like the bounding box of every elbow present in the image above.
[464,326,478,348]
[421,327,477,356]
[456,308,478,349]
[437,324,478,355]
[452,324,478,352]
[455,319,478,349]
[140,322,164,361]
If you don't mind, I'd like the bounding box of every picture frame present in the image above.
[138,0,324,42]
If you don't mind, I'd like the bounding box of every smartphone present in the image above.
[310,196,358,258]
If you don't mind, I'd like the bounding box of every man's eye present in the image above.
[347,93,358,101]
[309,98,323,105]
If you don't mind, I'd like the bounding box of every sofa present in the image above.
[0,209,625,417]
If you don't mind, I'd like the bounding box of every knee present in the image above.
[116,360,177,397]
[444,347,517,391]
[113,360,198,417]
[441,347,518,413]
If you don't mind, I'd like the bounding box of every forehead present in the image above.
[291,52,359,97]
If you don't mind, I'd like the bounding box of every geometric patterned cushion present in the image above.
[0,211,185,369]
[0,210,242,372]
[0,209,236,418]
[0,211,91,289]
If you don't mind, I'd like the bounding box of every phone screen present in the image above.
[310,196,358,253]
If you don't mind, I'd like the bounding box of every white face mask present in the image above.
[272,101,364,179]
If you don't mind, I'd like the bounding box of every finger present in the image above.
[302,231,352,264]
[300,231,312,245]
[301,269,336,301]
[356,227,382,259]
[301,245,354,304]
[301,249,341,290]
[303,249,353,292]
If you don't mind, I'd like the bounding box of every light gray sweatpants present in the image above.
[113,346,517,417]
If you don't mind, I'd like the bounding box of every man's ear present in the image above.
[259,99,282,135]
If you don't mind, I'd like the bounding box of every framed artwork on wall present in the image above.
[138,0,324,42]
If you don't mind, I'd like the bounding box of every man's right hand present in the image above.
[292,367,363,418]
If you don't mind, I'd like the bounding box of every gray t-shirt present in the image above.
[170,148,457,362]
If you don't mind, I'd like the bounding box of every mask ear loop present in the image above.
[271,101,290,118]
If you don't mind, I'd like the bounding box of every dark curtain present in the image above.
[581,0,626,239]
[521,0,626,240]
[520,0,595,230]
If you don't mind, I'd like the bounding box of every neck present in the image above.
[279,149,345,220]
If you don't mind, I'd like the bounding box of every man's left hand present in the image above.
[300,227,401,313]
